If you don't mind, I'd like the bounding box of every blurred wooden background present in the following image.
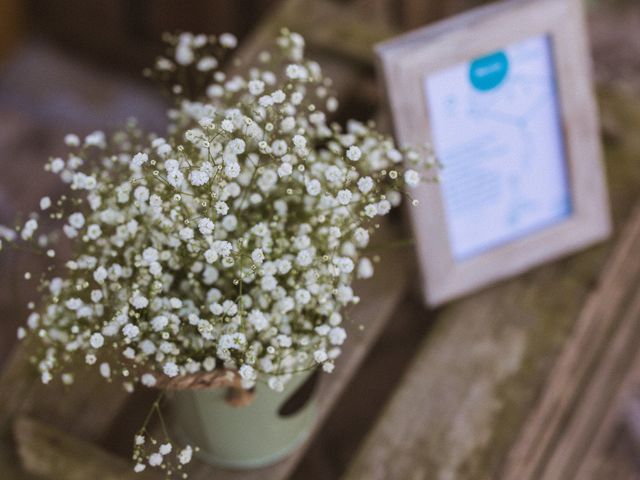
[1,1,640,479]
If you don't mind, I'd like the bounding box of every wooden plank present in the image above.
[0,344,130,442]
[230,0,393,70]
[502,203,640,479]
[14,416,161,480]
[343,87,640,480]
[570,352,640,479]
[0,440,34,480]
[0,346,34,434]
[397,0,485,29]
[0,0,23,60]
[185,220,411,479]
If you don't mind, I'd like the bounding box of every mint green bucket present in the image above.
[170,371,318,469]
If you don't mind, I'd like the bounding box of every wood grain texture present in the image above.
[502,206,640,480]
[0,344,130,443]
[344,87,640,480]
[14,416,161,480]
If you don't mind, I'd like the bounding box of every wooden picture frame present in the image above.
[376,0,611,306]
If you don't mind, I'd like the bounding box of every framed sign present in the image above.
[376,0,611,306]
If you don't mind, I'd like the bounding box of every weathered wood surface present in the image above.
[344,87,640,480]
[14,416,161,480]
[232,0,394,68]
[0,343,131,443]
[502,203,640,480]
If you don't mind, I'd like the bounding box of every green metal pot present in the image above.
[170,370,318,469]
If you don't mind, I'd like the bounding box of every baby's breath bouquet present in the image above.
[1,30,433,475]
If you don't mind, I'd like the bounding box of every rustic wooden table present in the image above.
[2,1,640,480]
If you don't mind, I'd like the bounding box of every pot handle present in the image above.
[278,369,320,417]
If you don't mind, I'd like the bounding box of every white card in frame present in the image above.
[376,0,611,306]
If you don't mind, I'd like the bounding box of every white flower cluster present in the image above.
[132,424,195,476]
[2,30,433,475]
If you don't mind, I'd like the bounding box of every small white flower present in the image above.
[134,463,146,473]
[271,139,288,157]
[179,227,194,241]
[141,373,157,387]
[268,376,285,392]
[21,219,38,240]
[346,145,362,161]
[164,159,179,172]
[198,218,215,235]
[86,224,102,240]
[377,199,392,215]
[221,119,235,132]
[219,33,238,48]
[197,56,218,71]
[251,248,264,265]
[278,162,292,177]
[295,289,311,305]
[93,266,108,283]
[167,170,184,188]
[261,275,277,292]
[90,333,104,349]
[306,179,321,196]
[99,362,111,378]
[364,204,378,218]
[203,357,216,371]
[178,446,193,464]
[148,453,163,467]
[123,323,141,339]
[142,247,159,263]
[259,95,274,107]
[84,131,106,148]
[175,42,194,65]
[357,176,374,194]
[40,197,51,210]
[404,169,420,186]
[228,138,246,154]
[337,189,352,205]
[239,364,256,381]
[292,134,307,148]
[130,294,149,309]
[281,116,295,132]
[131,152,148,168]
[286,64,306,79]
[64,134,80,146]
[271,89,286,103]
[151,315,169,331]
[163,362,179,378]
[159,443,172,455]
[225,161,241,178]
[313,350,328,363]
[329,327,347,345]
[215,201,229,215]
[248,79,265,95]
[357,257,374,279]
[189,169,210,186]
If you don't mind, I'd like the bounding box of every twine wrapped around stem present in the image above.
[152,369,255,406]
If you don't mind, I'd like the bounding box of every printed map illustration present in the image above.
[424,35,572,261]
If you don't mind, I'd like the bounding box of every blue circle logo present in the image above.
[469,51,509,91]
